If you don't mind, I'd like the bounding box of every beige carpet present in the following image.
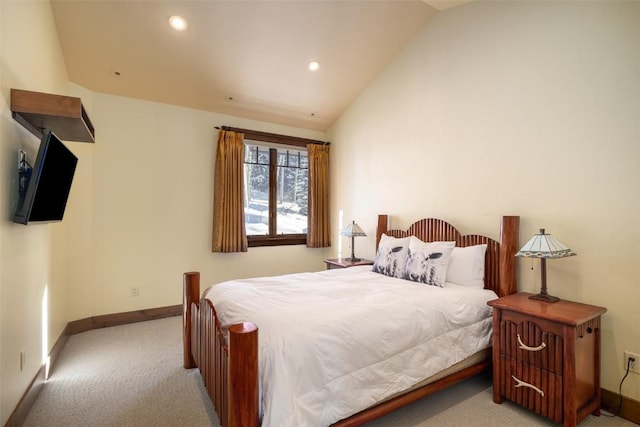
[23,316,635,427]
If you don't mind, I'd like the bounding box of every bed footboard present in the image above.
[183,272,259,427]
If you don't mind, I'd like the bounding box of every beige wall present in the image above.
[63,90,330,320]
[0,1,72,423]
[328,1,639,400]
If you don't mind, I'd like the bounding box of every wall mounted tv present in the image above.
[13,131,78,225]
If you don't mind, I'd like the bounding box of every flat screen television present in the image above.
[13,131,78,225]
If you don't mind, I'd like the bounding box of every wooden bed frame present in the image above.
[183,214,520,427]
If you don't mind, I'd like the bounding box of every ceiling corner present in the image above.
[421,0,473,12]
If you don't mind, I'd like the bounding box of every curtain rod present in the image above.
[215,126,330,146]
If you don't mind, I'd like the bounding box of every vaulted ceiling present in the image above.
[51,1,469,132]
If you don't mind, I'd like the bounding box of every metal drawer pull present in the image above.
[517,333,546,352]
[512,375,545,397]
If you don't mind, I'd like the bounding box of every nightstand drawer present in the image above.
[500,355,563,424]
[499,317,564,374]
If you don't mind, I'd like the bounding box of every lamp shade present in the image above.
[515,229,576,259]
[340,221,366,238]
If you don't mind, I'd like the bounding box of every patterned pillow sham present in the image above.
[372,234,411,279]
[403,239,455,287]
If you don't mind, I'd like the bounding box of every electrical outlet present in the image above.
[625,351,639,374]
[130,286,139,297]
[20,349,26,371]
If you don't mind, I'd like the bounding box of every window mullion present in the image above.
[268,148,277,236]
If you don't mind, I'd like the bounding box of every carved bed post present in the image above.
[183,271,200,369]
[376,214,388,250]
[498,216,520,297]
[228,322,259,427]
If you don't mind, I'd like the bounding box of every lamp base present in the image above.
[529,293,560,303]
[344,257,362,262]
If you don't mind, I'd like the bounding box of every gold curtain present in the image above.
[307,144,330,248]
[212,130,248,252]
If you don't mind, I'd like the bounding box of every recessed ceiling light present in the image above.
[308,61,320,71]
[169,15,187,31]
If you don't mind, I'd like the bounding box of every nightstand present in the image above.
[487,293,607,426]
[324,258,373,270]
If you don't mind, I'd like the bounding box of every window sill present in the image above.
[247,235,307,247]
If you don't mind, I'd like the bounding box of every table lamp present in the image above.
[515,228,576,302]
[340,221,367,262]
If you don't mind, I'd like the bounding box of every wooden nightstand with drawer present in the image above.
[487,293,607,427]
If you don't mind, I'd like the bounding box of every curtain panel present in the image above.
[212,130,248,252]
[307,144,331,248]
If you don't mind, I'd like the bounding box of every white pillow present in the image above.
[446,244,487,289]
[372,234,411,279]
[404,239,455,287]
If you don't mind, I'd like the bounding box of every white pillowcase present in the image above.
[404,239,455,287]
[446,244,487,289]
[372,234,411,279]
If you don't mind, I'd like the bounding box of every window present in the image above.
[212,126,328,250]
[244,142,309,246]
[244,141,309,243]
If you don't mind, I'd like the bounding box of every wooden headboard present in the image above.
[376,215,519,298]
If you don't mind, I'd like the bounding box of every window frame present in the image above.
[223,127,326,247]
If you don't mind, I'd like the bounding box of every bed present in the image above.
[183,214,520,426]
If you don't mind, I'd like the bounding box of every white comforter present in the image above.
[205,266,497,427]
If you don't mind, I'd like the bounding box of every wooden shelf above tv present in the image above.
[10,89,95,143]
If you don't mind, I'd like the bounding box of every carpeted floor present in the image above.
[23,316,635,427]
